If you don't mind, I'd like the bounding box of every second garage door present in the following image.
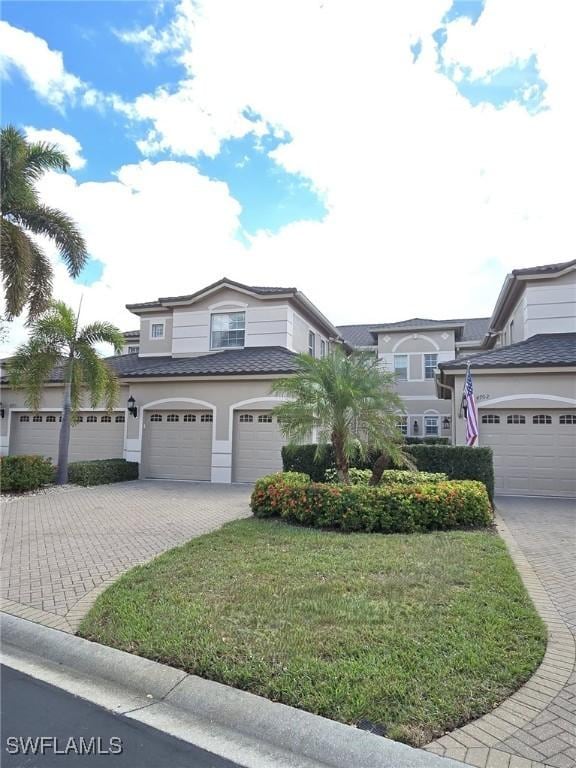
[480,409,576,497]
[143,410,213,481]
[232,411,286,483]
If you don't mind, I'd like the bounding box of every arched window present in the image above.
[239,414,253,423]
[559,414,575,425]
[532,414,552,425]
[167,414,179,422]
[19,415,30,422]
[46,415,56,423]
[115,414,125,423]
[32,415,43,423]
[507,414,526,424]
[101,415,111,423]
[258,414,273,423]
[87,415,98,423]
[481,414,500,424]
[150,414,162,422]
[201,413,213,423]
[183,414,196,422]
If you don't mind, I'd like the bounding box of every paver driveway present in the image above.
[427,496,576,768]
[1,481,251,633]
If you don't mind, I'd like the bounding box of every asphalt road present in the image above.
[1,665,242,767]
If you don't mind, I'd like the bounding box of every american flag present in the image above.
[462,364,479,447]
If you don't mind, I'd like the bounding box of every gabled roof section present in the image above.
[337,317,491,347]
[439,333,576,370]
[512,258,576,277]
[122,329,140,339]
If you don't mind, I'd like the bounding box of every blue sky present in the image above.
[0,0,565,350]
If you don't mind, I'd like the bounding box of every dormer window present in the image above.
[211,312,245,349]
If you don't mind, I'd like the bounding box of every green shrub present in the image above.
[405,437,450,445]
[283,443,494,499]
[324,468,448,485]
[324,468,373,484]
[251,472,310,517]
[251,476,492,533]
[67,459,139,487]
[406,445,494,501]
[0,455,55,492]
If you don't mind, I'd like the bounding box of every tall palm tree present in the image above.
[1,125,88,319]
[272,347,410,483]
[8,301,124,484]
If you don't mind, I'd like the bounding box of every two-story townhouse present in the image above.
[438,258,576,497]
[337,317,490,441]
[1,278,341,483]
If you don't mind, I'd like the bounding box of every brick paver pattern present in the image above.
[426,496,576,768]
[1,481,251,632]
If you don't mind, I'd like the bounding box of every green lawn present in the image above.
[79,519,546,746]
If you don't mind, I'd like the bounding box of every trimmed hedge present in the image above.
[251,473,492,533]
[282,443,494,499]
[0,455,55,493]
[67,459,139,487]
[324,468,449,485]
[405,437,450,445]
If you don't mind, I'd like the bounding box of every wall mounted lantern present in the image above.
[443,417,451,430]
[413,420,419,434]
[0,403,4,419]
[127,396,138,418]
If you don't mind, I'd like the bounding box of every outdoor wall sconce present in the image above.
[413,420,419,434]
[127,396,138,418]
[443,417,451,429]
[0,403,4,419]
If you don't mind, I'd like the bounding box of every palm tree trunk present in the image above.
[332,430,350,484]
[56,371,72,485]
[370,452,391,485]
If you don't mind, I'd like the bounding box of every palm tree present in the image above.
[272,347,410,483]
[8,301,124,484]
[1,125,88,319]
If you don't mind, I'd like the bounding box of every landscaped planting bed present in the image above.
[80,518,546,746]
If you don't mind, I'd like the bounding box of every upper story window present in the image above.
[308,331,316,357]
[320,339,326,358]
[394,354,408,381]
[127,345,139,354]
[424,353,438,380]
[211,312,245,349]
[150,322,165,339]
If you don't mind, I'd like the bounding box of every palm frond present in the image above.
[0,218,33,318]
[77,322,124,355]
[11,206,87,277]
[26,241,53,320]
[7,338,62,412]
[22,142,69,181]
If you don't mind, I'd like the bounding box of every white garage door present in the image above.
[480,409,576,497]
[143,410,213,481]
[10,411,125,463]
[232,411,286,483]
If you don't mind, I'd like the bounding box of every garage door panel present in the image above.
[233,411,286,483]
[10,412,124,463]
[480,409,576,497]
[143,412,212,481]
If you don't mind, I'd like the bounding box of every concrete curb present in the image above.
[1,612,461,768]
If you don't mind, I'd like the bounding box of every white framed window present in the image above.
[482,414,500,424]
[424,416,439,436]
[258,414,273,423]
[507,414,526,424]
[424,353,438,380]
[115,414,125,423]
[72,415,83,424]
[19,415,29,422]
[320,339,326,358]
[210,312,245,349]
[308,331,316,357]
[101,415,111,423]
[150,322,165,339]
[150,413,162,422]
[394,354,408,381]
[239,414,253,423]
[201,413,213,423]
[560,414,575,425]
[46,415,56,423]
[86,415,98,423]
[167,414,179,422]
[183,414,196,423]
[127,345,139,353]
[397,416,408,435]
[32,415,42,423]
[533,414,552,425]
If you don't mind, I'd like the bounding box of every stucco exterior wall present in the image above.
[138,313,173,356]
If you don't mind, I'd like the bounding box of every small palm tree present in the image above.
[272,347,410,483]
[1,125,88,319]
[8,301,124,484]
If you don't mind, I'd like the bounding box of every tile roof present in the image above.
[440,333,576,370]
[337,317,491,346]
[153,278,296,305]
[512,258,576,277]
[3,347,299,383]
[122,329,140,339]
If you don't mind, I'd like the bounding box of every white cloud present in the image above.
[24,127,86,170]
[0,20,83,108]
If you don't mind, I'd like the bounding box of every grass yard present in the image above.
[79,519,546,746]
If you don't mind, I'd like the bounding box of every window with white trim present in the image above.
[394,354,408,381]
[481,414,500,424]
[397,416,408,435]
[115,414,125,423]
[258,414,273,423]
[239,414,253,423]
[32,415,42,423]
[101,415,111,423]
[424,353,438,380]
[533,414,552,425]
[150,414,162,422]
[46,415,56,423]
[559,414,575,425]
[167,414,179,422]
[320,339,326,358]
[150,322,165,339]
[210,312,245,349]
[72,416,83,424]
[127,345,139,353]
[308,331,316,357]
[19,415,29,422]
[507,414,525,424]
[86,415,98,423]
[183,414,196,422]
[424,415,439,435]
[201,413,213,423]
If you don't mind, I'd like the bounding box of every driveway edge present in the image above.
[424,512,576,768]
[1,612,461,768]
